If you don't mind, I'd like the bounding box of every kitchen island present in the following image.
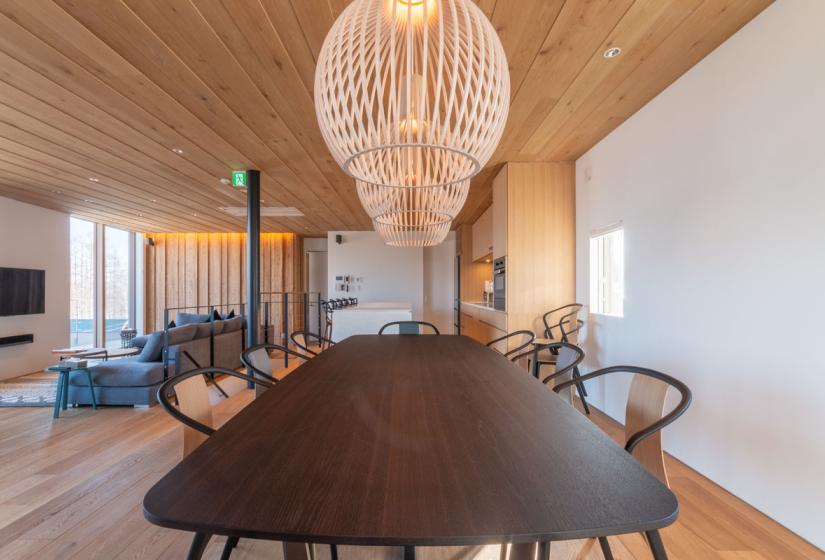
[330,302,413,342]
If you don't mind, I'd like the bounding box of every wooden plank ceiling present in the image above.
[0,0,771,234]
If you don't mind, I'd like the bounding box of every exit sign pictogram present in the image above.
[231,170,247,188]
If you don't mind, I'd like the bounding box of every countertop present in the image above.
[460,301,506,314]
[335,302,412,312]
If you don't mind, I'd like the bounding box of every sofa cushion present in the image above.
[137,331,164,362]
[222,316,243,333]
[195,320,224,339]
[175,312,210,326]
[70,358,165,388]
[167,324,199,345]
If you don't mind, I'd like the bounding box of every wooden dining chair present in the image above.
[290,330,335,356]
[508,341,584,403]
[157,366,276,560]
[486,330,535,359]
[553,366,692,559]
[378,321,440,335]
[241,343,313,386]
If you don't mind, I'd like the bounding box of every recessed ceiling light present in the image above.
[192,212,198,217]
[84,198,94,203]
[88,177,99,182]
[603,47,622,59]
[220,178,231,185]
[151,199,157,203]
[138,213,144,217]
[172,148,184,155]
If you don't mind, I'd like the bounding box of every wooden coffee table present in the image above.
[51,346,139,361]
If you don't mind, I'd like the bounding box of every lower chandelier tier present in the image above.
[373,218,452,248]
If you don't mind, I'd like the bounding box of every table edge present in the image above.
[142,501,678,546]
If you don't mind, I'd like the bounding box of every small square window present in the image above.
[589,227,624,317]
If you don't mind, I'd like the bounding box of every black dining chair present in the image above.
[241,343,313,385]
[157,366,275,560]
[553,366,692,560]
[509,341,584,388]
[486,330,535,360]
[378,321,440,335]
[290,330,336,356]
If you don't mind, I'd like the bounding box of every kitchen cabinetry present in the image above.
[471,206,493,262]
[459,303,506,349]
[492,169,507,260]
[460,162,575,338]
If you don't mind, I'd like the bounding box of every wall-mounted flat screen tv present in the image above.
[0,267,45,316]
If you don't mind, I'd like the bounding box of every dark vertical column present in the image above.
[246,169,261,358]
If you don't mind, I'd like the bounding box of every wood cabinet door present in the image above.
[472,207,493,262]
[492,166,508,260]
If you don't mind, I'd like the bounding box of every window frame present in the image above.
[589,223,624,318]
[70,218,138,349]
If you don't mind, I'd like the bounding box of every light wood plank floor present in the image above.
[0,384,821,560]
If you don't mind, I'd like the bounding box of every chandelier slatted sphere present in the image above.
[315,0,510,246]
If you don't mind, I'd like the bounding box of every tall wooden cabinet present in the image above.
[460,162,575,342]
[499,162,576,335]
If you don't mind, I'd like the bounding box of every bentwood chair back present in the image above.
[378,321,440,335]
[554,366,692,487]
[157,367,275,457]
[241,344,313,384]
[290,330,335,356]
[157,367,274,559]
[542,303,583,340]
[509,341,584,399]
[486,330,535,361]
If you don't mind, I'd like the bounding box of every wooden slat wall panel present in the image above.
[143,232,301,332]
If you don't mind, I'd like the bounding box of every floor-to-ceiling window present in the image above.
[69,218,96,347]
[69,220,137,349]
[104,226,132,349]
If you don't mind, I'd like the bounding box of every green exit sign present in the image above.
[231,170,247,188]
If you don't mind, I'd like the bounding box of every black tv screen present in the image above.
[0,267,45,316]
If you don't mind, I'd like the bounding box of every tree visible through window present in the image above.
[589,227,624,317]
[70,218,95,347]
[104,226,131,349]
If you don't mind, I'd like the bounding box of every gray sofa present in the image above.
[67,315,244,407]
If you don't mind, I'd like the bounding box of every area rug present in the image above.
[0,373,58,407]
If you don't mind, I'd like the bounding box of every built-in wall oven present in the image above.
[493,257,505,311]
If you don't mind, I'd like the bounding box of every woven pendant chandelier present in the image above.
[315,0,509,246]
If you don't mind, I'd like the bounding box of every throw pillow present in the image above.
[175,312,210,326]
[166,323,199,345]
[136,332,164,362]
[129,334,149,349]
[211,309,222,321]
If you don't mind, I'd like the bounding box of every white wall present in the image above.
[423,232,456,334]
[327,231,424,318]
[0,197,69,379]
[575,1,825,549]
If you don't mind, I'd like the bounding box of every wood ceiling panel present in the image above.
[0,0,771,233]
[546,0,774,160]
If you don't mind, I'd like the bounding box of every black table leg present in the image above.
[537,541,551,560]
[187,532,211,560]
[645,530,668,560]
[404,545,416,560]
[598,536,614,560]
[220,536,239,560]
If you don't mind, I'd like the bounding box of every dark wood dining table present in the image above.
[144,335,678,559]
